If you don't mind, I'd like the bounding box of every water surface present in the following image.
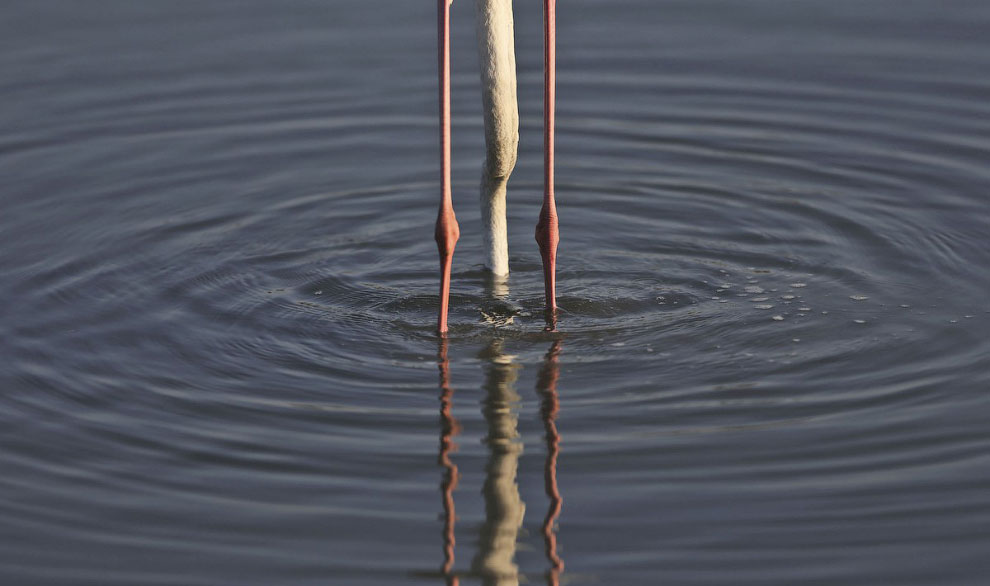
[3,1,990,584]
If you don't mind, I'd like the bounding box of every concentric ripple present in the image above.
[2,1,990,585]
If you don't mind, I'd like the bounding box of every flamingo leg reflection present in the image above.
[436,337,565,586]
[438,338,461,585]
[537,339,564,585]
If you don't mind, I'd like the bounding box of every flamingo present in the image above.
[435,0,559,334]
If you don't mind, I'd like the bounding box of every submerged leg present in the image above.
[476,0,519,278]
[436,0,460,334]
[535,0,559,311]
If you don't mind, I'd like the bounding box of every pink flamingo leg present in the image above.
[535,0,559,312]
[436,0,460,334]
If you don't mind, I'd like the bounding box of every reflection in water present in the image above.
[437,338,461,586]
[485,273,510,300]
[436,337,564,586]
[472,339,524,585]
[537,340,565,585]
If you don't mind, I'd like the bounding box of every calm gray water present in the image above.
[3,1,990,584]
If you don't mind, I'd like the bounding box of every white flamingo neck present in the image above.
[476,0,518,277]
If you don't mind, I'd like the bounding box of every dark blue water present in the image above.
[3,1,990,584]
